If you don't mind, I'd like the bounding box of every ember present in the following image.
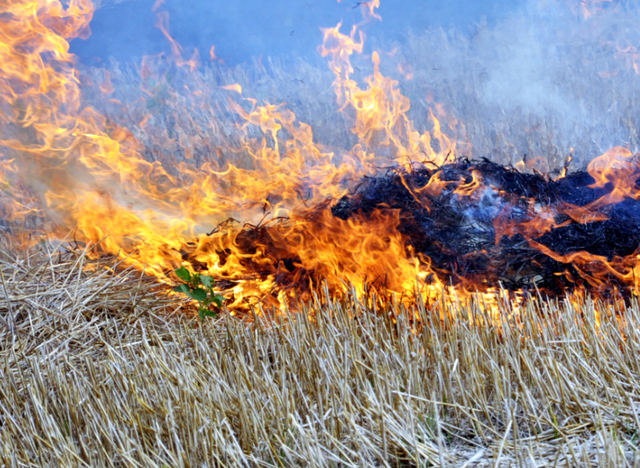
[183,152,640,307]
[2,0,640,313]
[333,156,640,296]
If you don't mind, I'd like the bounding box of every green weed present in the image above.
[173,266,224,321]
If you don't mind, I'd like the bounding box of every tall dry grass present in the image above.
[81,1,640,179]
[1,244,640,467]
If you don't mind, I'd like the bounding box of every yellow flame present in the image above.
[1,0,639,316]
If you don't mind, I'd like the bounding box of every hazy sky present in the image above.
[71,0,524,66]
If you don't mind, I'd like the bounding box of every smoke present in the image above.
[474,0,640,156]
[71,0,522,66]
[385,0,640,167]
[72,0,640,170]
[4,0,640,299]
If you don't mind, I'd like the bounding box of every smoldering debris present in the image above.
[331,159,640,296]
[190,159,640,302]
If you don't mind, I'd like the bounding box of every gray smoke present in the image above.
[76,0,640,171]
[72,0,522,66]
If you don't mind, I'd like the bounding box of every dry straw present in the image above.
[3,6,640,465]
[0,243,639,467]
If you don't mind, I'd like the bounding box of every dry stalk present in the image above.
[0,246,638,467]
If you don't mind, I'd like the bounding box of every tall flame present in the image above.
[2,0,640,314]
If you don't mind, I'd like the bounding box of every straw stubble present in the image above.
[0,246,639,466]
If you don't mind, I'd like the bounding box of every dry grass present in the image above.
[82,1,640,179]
[3,4,640,466]
[0,245,639,467]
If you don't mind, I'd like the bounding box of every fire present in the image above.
[153,0,199,72]
[585,147,640,208]
[1,0,640,315]
[615,45,640,74]
[319,23,456,167]
[580,0,615,19]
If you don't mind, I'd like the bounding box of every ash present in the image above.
[331,159,640,297]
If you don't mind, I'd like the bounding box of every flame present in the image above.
[580,0,615,19]
[586,147,640,208]
[358,0,382,23]
[615,45,640,74]
[152,1,199,71]
[1,0,640,317]
[319,23,458,167]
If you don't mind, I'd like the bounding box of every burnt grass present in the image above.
[198,159,640,301]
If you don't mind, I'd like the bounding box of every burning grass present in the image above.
[5,0,640,311]
[1,245,640,467]
[3,1,640,464]
[190,154,640,309]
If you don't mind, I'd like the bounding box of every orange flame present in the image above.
[615,45,640,74]
[153,4,199,71]
[580,0,615,19]
[1,0,640,317]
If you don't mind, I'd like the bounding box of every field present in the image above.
[0,246,639,467]
[3,1,640,466]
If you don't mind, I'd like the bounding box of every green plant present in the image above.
[173,266,224,320]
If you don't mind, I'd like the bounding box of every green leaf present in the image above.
[173,284,190,294]
[202,309,217,318]
[198,308,205,321]
[212,295,224,307]
[200,275,213,288]
[175,267,192,283]
[187,288,208,302]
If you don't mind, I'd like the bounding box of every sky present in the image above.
[70,0,525,66]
